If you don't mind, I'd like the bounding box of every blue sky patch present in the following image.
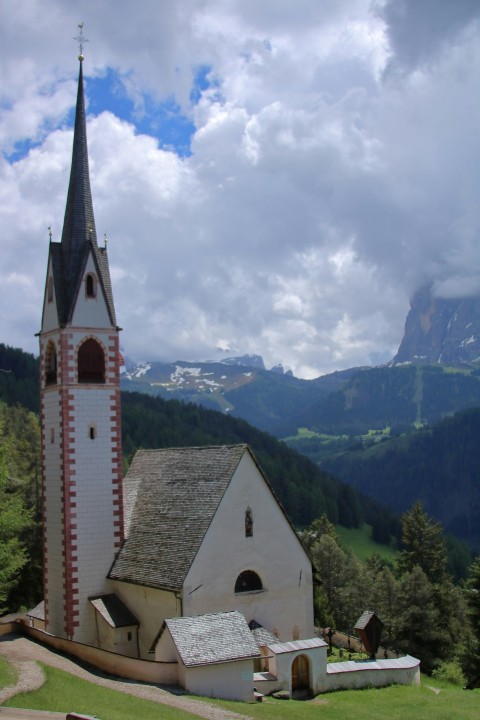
[85,68,196,157]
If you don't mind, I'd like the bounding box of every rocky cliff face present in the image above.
[393,284,480,365]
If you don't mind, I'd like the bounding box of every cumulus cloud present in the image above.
[0,0,478,377]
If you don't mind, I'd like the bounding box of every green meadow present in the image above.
[2,659,479,720]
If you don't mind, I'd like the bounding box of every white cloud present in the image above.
[0,0,478,377]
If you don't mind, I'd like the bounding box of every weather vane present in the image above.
[74,22,88,61]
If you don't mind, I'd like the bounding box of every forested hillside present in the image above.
[298,364,480,436]
[322,407,480,548]
[121,391,395,532]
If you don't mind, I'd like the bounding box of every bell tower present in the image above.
[39,45,124,642]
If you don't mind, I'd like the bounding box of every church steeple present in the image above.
[49,55,116,328]
[39,41,124,643]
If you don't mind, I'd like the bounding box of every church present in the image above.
[36,49,420,701]
[38,48,318,694]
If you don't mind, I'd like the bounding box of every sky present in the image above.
[0,0,479,379]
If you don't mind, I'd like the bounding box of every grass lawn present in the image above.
[3,662,479,720]
[2,663,199,720]
[203,680,480,720]
[0,655,18,689]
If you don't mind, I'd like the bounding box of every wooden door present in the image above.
[292,654,309,691]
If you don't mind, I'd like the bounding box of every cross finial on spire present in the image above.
[74,22,88,61]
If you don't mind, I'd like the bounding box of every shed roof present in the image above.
[163,611,261,667]
[109,445,248,590]
[89,594,139,628]
[27,600,45,621]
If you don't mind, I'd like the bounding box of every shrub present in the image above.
[431,660,466,686]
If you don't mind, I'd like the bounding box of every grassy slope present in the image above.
[4,663,479,720]
[336,524,397,563]
[3,664,198,720]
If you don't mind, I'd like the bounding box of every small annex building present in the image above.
[106,444,315,659]
[155,611,261,701]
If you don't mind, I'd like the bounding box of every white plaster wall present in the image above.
[154,626,178,663]
[183,451,314,640]
[184,660,254,701]
[323,662,421,692]
[71,254,112,328]
[94,616,138,658]
[272,647,328,695]
[42,384,65,637]
[109,580,181,659]
[69,378,119,644]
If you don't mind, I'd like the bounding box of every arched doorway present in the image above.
[291,654,310,694]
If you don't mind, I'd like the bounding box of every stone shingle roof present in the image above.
[46,60,116,328]
[164,611,261,667]
[249,620,279,647]
[89,593,139,628]
[109,445,248,591]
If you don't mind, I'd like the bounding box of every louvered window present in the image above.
[86,273,97,298]
[78,339,105,383]
[45,342,57,385]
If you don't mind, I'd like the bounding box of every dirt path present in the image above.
[0,633,252,720]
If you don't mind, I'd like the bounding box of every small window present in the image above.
[235,570,263,594]
[89,425,96,440]
[127,631,132,642]
[45,342,57,385]
[78,338,105,383]
[47,277,54,303]
[292,625,300,640]
[245,507,253,537]
[85,273,97,298]
[50,428,55,444]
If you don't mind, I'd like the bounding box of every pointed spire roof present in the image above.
[50,57,117,327]
[61,58,97,268]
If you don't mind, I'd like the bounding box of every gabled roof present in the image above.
[109,444,248,591]
[45,59,116,328]
[354,610,382,631]
[89,593,139,628]
[161,611,260,667]
[267,637,327,654]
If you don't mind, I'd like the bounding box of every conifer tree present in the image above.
[398,501,448,583]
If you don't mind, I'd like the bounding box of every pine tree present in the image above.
[396,565,445,673]
[398,501,448,583]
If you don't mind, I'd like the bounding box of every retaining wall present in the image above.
[0,620,177,685]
